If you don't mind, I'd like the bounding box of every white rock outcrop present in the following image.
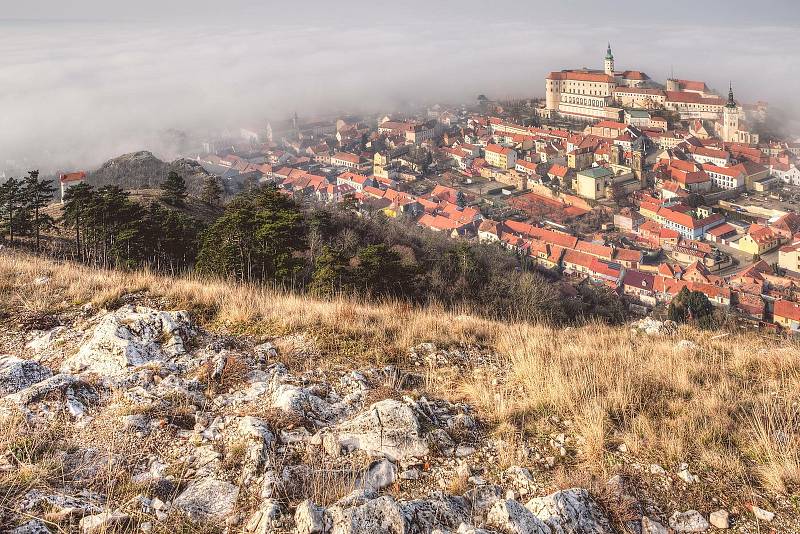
[487,499,550,534]
[173,478,239,522]
[327,399,429,461]
[526,488,615,534]
[61,305,190,376]
[0,355,53,397]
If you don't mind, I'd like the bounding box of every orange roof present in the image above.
[774,299,800,322]
[549,164,568,178]
[59,171,86,183]
[547,70,615,83]
[418,214,462,231]
[332,152,361,164]
[576,240,614,260]
[485,144,515,157]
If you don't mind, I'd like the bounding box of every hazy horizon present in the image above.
[2,1,799,174]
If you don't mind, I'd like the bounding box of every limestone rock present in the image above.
[328,495,406,534]
[9,520,52,534]
[330,399,429,461]
[402,494,471,533]
[4,374,80,405]
[526,488,614,533]
[669,510,709,532]
[295,499,328,534]
[641,517,668,534]
[79,511,129,533]
[0,355,53,396]
[173,478,239,522]
[61,305,191,376]
[709,509,729,529]
[749,505,774,522]
[486,499,550,534]
[464,484,504,518]
[358,458,398,492]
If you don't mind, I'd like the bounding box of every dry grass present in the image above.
[2,250,800,501]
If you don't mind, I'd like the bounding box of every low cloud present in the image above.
[0,20,798,174]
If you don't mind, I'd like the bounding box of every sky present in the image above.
[1,0,799,174]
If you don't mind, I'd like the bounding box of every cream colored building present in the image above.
[484,144,517,169]
[545,44,650,121]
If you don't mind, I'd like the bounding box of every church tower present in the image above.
[722,83,739,142]
[604,43,615,76]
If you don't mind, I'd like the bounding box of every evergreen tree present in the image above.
[456,190,467,209]
[160,171,188,206]
[61,183,95,260]
[0,177,25,243]
[23,170,57,252]
[668,286,715,329]
[196,185,305,283]
[200,177,223,206]
[309,245,350,297]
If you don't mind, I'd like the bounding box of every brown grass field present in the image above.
[1,250,798,516]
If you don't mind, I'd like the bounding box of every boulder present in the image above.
[9,520,52,534]
[464,484,504,518]
[0,356,53,397]
[486,499,550,534]
[61,305,190,376]
[4,374,80,405]
[669,510,709,532]
[295,499,328,534]
[328,495,406,534]
[173,478,239,522]
[402,494,471,533]
[329,399,429,461]
[79,511,129,533]
[526,488,614,533]
[357,458,398,492]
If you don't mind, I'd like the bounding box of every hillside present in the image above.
[87,151,218,197]
[0,250,798,533]
[43,188,224,225]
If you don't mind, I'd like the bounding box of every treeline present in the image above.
[195,186,625,324]
[1,176,625,324]
[59,173,203,271]
[0,171,58,252]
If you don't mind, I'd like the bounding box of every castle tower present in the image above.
[722,83,739,142]
[604,43,615,76]
[666,78,680,92]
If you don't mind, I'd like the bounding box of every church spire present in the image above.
[726,82,736,108]
[605,42,613,60]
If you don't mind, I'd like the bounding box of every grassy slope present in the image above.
[1,250,799,518]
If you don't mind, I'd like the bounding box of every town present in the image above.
[58,44,800,333]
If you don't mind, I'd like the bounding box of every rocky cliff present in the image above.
[87,151,215,197]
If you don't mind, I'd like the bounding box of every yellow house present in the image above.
[484,144,517,169]
[738,225,780,256]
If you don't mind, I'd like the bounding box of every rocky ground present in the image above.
[0,300,792,533]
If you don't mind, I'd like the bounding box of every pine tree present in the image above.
[200,177,223,206]
[23,170,57,252]
[61,182,95,260]
[160,171,188,206]
[0,177,24,243]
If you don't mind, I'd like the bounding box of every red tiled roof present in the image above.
[59,171,86,183]
[774,299,800,322]
[547,70,615,83]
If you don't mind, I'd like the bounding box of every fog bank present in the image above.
[1,19,798,174]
